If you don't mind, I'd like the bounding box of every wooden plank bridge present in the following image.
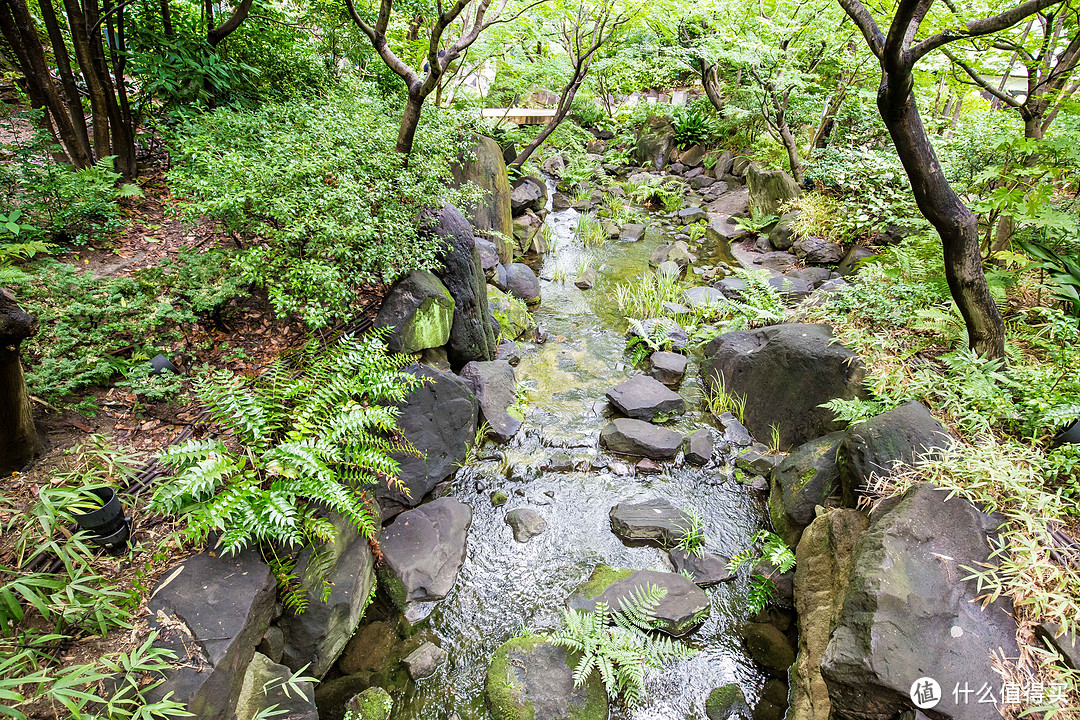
[480,107,557,125]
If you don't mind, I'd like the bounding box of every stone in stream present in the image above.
[717,412,752,446]
[609,497,694,546]
[485,637,608,720]
[682,286,727,312]
[510,176,547,215]
[702,324,866,450]
[338,621,399,675]
[793,236,844,265]
[669,549,735,586]
[551,192,572,210]
[736,446,783,476]
[650,241,695,269]
[344,688,392,720]
[374,270,455,355]
[488,286,530,340]
[769,431,844,549]
[683,428,713,466]
[496,263,541,305]
[505,508,547,542]
[742,621,796,676]
[402,641,447,680]
[377,497,472,620]
[820,484,1019,720]
[574,266,597,289]
[145,548,277,720]
[706,684,750,720]
[459,360,522,442]
[656,261,682,281]
[648,351,687,385]
[234,653,318,720]
[495,339,520,366]
[636,458,662,474]
[676,206,708,225]
[619,223,646,242]
[600,418,683,460]
[567,565,710,636]
[628,317,689,350]
[606,374,686,422]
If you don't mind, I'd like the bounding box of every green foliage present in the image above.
[1017,239,1080,318]
[151,334,418,556]
[675,512,707,557]
[548,583,696,706]
[671,105,718,149]
[728,530,796,614]
[732,208,780,235]
[169,85,481,327]
[575,212,607,247]
[629,176,684,212]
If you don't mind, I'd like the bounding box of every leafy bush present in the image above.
[728,530,796,614]
[151,334,418,555]
[1017,239,1080,317]
[672,105,717,149]
[169,85,481,327]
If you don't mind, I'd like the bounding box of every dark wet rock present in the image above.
[706,684,750,720]
[496,339,520,366]
[507,463,538,483]
[498,263,541,305]
[821,484,1018,720]
[486,637,607,720]
[676,206,709,225]
[619,222,647,242]
[574,266,597,290]
[403,642,447,680]
[788,266,833,288]
[636,458,662,474]
[683,428,713,466]
[650,241,695,269]
[714,276,749,299]
[768,211,799,250]
[505,508,547,542]
[145,549,276,720]
[648,351,687,385]
[338,621,399,675]
[767,274,813,303]
[755,678,790,720]
[450,135,514,258]
[235,653,318,720]
[344,687,392,720]
[510,176,547,215]
[256,626,284,664]
[600,418,683,460]
[669,549,734,586]
[460,360,522,442]
[474,237,500,272]
[425,205,498,367]
[606,374,686,422]
[628,317,689,350]
[278,514,376,677]
[837,401,951,504]
[609,497,694,546]
[380,366,477,514]
[567,565,710,636]
[552,192,572,210]
[1036,622,1080,669]
[736,446,783,475]
[838,245,877,276]
[717,412,752,445]
[377,497,472,617]
[768,431,844,548]
[635,116,676,170]
[754,250,798,274]
[746,164,801,215]
[790,508,869,720]
[793,236,843,265]
[742,621,795,676]
[702,324,866,449]
[374,269,455,356]
[542,452,574,472]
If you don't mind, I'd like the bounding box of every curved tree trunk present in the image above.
[0,289,40,475]
[878,77,1005,358]
[397,91,425,155]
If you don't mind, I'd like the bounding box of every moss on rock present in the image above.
[574,564,634,601]
[485,637,607,720]
[344,687,392,720]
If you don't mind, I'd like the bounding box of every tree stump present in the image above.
[1,288,40,474]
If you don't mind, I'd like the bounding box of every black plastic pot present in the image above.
[73,487,130,551]
[1053,420,1080,448]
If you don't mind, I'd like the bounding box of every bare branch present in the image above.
[911,0,1065,62]
[836,0,885,57]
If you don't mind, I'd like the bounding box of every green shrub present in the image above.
[169,85,481,327]
[671,104,718,150]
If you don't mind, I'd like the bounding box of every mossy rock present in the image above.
[485,637,607,720]
[567,564,710,636]
[488,285,531,340]
[490,490,508,506]
[344,687,392,720]
[705,684,749,720]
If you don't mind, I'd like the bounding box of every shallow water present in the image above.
[391,184,770,720]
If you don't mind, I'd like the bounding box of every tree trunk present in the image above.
[509,77,582,171]
[38,0,91,159]
[62,0,112,160]
[0,289,41,475]
[700,60,724,113]
[396,92,424,155]
[878,74,1005,358]
[160,0,173,38]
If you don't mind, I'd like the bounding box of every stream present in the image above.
[392,181,770,720]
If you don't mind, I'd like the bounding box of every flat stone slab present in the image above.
[600,418,683,460]
[567,565,710,636]
[609,498,694,546]
[669,549,735,586]
[403,641,447,680]
[683,428,713,466]
[606,374,686,422]
[486,638,607,720]
[648,351,687,385]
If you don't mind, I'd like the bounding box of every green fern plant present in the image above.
[728,530,797,614]
[151,333,419,556]
[548,584,696,706]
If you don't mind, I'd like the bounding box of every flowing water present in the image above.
[391,184,770,720]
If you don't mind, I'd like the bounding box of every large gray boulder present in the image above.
[424,205,498,367]
[600,418,683,460]
[769,431,844,548]
[279,514,376,677]
[789,508,869,720]
[486,638,607,720]
[821,484,1018,720]
[746,164,801,215]
[510,176,548,215]
[769,211,799,250]
[374,270,455,355]
[567,565,710,636]
[235,653,318,720]
[377,497,472,619]
[145,549,277,720]
[792,236,844,265]
[460,360,522,442]
[634,115,675,170]
[702,324,866,449]
[837,401,952,504]
[379,366,477,515]
[606,374,686,422]
[609,497,694,546]
[496,263,541,305]
[450,135,514,263]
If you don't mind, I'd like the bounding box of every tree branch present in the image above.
[941,46,1022,106]
[910,0,1065,62]
[836,0,885,58]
